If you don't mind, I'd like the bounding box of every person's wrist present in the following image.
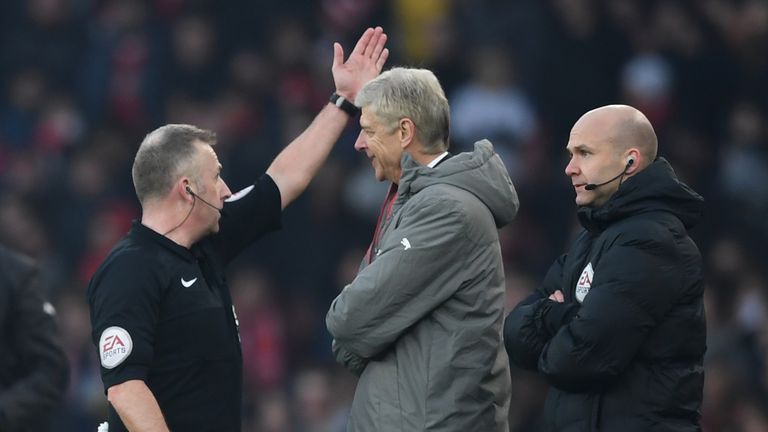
[329,92,360,117]
[334,87,355,100]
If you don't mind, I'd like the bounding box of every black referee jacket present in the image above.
[504,158,706,431]
[89,175,281,432]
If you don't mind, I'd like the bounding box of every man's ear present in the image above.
[625,149,641,174]
[179,178,194,201]
[399,118,416,149]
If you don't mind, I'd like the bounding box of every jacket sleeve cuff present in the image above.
[332,340,368,376]
[537,301,580,337]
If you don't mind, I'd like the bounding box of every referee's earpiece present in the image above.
[183,184,223,213]
[586,155,637,191]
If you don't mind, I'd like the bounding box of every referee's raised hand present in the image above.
[332,26,389,101]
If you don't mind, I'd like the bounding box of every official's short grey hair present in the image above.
[355,67,450,154]
[132,124,216,205]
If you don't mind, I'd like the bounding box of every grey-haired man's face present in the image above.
[354,108,403,183]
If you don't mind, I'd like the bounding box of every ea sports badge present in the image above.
[99,326,133,369]
[575,262,594,303]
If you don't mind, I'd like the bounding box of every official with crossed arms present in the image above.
[504,105,706,431]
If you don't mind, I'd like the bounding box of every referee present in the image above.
[87,28,388,431]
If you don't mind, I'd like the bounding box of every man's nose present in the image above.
[565,158,578,176]
[222,182,232,200]
[353,133,366,152]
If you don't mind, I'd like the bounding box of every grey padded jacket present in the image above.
[327,140,519,431]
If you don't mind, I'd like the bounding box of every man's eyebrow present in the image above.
[567,144,591,152]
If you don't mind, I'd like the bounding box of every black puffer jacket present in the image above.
[504,158,705,431]
[0,245,69,431]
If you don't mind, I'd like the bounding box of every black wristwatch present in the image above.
[329,92,360,117]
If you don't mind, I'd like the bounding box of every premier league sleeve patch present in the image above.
[99,326,133,369]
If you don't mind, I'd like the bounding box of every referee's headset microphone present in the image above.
[584,157,635,191]
[185,185,224,213]
[162,184,226,236]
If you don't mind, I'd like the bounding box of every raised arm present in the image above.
[267,26,389,209]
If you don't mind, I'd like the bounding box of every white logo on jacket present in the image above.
[401,238,411,250]
[575,262,594,303]
[99,326,133,369]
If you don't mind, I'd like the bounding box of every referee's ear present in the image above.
[177,178,195,203]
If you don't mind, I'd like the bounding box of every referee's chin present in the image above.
[203,220,221,236]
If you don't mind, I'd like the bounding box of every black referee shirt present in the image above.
[88,174,282,431]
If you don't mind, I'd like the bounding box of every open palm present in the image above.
[332,27,389,101]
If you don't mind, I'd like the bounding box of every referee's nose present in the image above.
[220,181,232,202]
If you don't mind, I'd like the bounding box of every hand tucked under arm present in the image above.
[332,340,369,376]
[536,299,580,337]
[504,292,578,370]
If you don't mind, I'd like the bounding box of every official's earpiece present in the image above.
[585,156,636,191]
[165,183,224,235]
[183,184,223,213]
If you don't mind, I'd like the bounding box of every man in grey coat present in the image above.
[326,67,518,431]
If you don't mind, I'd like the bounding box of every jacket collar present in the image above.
[130,221,196,262]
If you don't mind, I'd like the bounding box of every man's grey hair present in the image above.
[355,67,450,154]
[132,124,216,205]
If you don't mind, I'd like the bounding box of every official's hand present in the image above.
[332,27,389,101]
[549,290,564,303]
[539,300,579,336]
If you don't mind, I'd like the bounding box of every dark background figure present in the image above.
[0,243,69,431]
[0,0,766,430]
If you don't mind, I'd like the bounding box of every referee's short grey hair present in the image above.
[132,124,216,205]
[355,67,450,154]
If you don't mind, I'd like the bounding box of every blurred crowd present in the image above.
[0,0,766,430]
